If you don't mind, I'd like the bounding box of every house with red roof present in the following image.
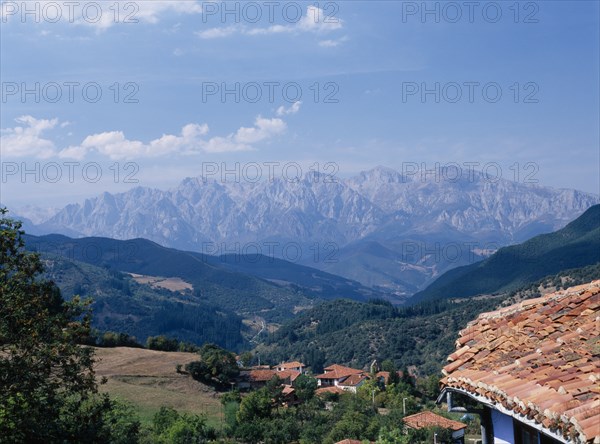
[316,364,370,393]
[438,281,600,444]
[403,411,467,443]
[276,361,305,373]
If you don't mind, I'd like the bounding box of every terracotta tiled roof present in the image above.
[441,280,600,443]
[316,386,346,396]
[376,371,390,380]
[278,361,304,369]
[247,369,277,382]
[375,370,403,382]
[282,385,295,396]
[335,440,373,444]
[338,373,369,387]
[335,440,374,444]
[403,411,467,431]
[277,369,301,382]
[316,364,364,379]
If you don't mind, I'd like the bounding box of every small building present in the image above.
[276,361,305,373]
[337,373,369,393]
[238,369,277,390]
[316,364,365,388]
[403,411,467,444]
[281,384,299,407]
[315,386,346,397]
[334,440,374,444]
[438,281,600,444]
[277,369,301,386]
[375,370,403,385]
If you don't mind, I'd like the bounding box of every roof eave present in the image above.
[440,387,575,444]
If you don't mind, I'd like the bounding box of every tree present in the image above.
[0,209,101,442]
[240,351,253,367]
[237,388,274,423]
[152,406,214,443]
[185,343,239,387]
[294,374,317,403]
[376,426,410,444]
[381,359,400,385]
[146,335,179,351]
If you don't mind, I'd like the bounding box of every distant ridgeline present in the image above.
[22,232,392,350]
[409,204,600,304]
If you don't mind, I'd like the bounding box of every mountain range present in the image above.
[410,204,600,303]
[18,166,599,295]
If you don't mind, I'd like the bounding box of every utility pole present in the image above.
[403,397,407,415]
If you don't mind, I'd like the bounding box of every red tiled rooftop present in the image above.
[338,373,369,387]
[403,411,467,431]
[441,280,600,443]
[277,369,301,382]
[247,369,277,382]
[281,385,295,395]
[316,386,346,396]
[335,440,374,444]
[278,361,304,369]
[316,364,364,379]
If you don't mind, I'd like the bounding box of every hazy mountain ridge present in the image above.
[409,204,600,304]
[28,166,599,294]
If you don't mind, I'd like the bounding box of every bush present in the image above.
[152,406,215,443]
[185,344,239,387]
[147,335,180,351]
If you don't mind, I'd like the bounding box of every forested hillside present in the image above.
[410,204,600,304]
[38,253,247,350]
[256,262,600,375]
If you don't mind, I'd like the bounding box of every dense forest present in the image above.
[255,262,600,374]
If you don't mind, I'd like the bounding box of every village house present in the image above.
[316,364,370,393]
[238,369,277,390]
[276,361,305,373]
[238,362,303,390]
[438,281,600,444]
[403,411,467,444]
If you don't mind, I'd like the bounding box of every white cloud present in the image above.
[0,116,58,158]
[59,122,211,160]
[58,116,286,159]
[298,5,343,33]
[3,110,293,160]
[245,24,289,36]
[233,116,286,144]
[196,5,343,40]
[318,36,348,47]
[196,25,238,39]
[276,101,302,116]
[1,0,202,30]
[134,1,203,23]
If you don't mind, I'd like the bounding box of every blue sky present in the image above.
[1,0,599,209]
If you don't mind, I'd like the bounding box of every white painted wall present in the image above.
[492,410,514,444]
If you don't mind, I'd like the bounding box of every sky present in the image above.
[1,0,599,211]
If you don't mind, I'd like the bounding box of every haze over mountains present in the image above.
[19,166,599,295]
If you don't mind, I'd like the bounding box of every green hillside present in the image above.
[35,252,247,350]
[256,262,600,375]
[207,252,398,303]
[409,204,600,304]
[24,234,319,323]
